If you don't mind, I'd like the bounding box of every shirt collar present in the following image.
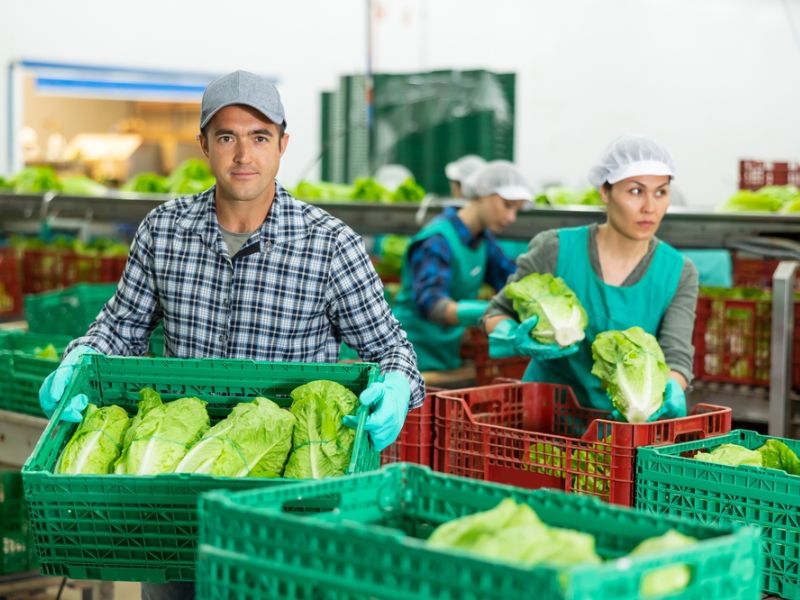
[178,181,308,254]
[443,206,490,248]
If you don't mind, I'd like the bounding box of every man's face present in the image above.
[478,194,526,233]
[199,104,289,204]
[600,175,670,242]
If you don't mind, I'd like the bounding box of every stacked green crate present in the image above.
[197,464,762,600]
[320,69,516,195]
[0,331,72,416]
[23,355,380,583]
[0,471,37,574]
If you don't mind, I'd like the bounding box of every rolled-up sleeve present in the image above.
[328,230,425,408]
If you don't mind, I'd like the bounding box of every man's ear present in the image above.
[279,133,290,156]
[198,133,209,157]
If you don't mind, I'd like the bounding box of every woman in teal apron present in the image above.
[484,135,699,418]
[393,161,532,371]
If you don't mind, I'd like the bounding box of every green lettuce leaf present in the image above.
[505,273,589,347]
[628,530,696,597]
[114,388,209,475]
[757,439,800,474]
[283,380,358,479]
[175,397,295,477]
[56,404,130,474]
[591,327,669,423]
[693,443,762,467]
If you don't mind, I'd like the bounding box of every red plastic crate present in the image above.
[732,255,800,290]
[381,387,441,467]
[739,159,800,190]
[0,248,23,318]
[693,294,800,388]
[460,326,529,385]
[22,249,126,293]
[433,381,732,506]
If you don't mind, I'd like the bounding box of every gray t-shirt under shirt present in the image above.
[486,224,699,384]
[219,225,255,258]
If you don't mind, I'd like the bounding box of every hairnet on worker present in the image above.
[587,134,676,188]
[462,160,533,203]
[445,155,487,183]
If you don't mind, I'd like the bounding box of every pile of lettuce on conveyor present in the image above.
[716,184,800,214]
[290,176,426,203]
[591,327,669,423]
[504,272,589,347]
[427,497,696,597]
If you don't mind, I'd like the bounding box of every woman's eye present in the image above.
[629,188,641,196]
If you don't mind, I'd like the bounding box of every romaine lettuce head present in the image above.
[283,380,358,479]
[693,443,762,467]
[505,273,589,347]
[628,530,696,597]
[56,404,130,474]
[114,388,209,475]
[591,327,669,423]
[175,397,295,478]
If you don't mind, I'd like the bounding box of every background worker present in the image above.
[393,160,532,371]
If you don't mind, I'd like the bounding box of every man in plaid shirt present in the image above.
[40,69,425,598]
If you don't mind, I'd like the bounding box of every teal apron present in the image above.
[523,226,683,410]
[393,218,487,371]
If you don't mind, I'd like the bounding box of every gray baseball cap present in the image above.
[200,70,286,130]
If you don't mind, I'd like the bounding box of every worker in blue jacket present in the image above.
[393,160,532,371]
[484,135,698,420]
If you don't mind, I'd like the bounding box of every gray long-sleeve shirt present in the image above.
[485,224,698,384]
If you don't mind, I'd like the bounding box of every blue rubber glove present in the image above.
[455,300,490,326]
[342,372,410,451]
[488,316,580,360]
[609,379,688,422]
[38,344,97,422]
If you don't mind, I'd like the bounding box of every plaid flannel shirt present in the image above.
[69,182,425,408]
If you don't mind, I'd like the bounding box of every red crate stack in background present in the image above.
[21,249,127,294]
[381,387,441,467]
[739,159,800,190]
[0,248,23,318]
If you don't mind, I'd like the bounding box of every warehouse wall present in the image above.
[3,0,800,207]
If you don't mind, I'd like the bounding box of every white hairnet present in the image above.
[462,160,532,202]
[445,154,487,183]
[587,134,675,188]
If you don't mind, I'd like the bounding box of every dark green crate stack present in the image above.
[197,464,762,600]
[321,69,515,195]
[0,471,37,575]
[22,355,380,583]
[0,331,73,416]
[24,282,117,338]
[637,430,800,599]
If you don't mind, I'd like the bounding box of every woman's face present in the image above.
[600,175,671,241]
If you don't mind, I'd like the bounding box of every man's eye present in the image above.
[255,136,268,143]
[219,135,232,143]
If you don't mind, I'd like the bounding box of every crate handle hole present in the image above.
[280,493,342,515]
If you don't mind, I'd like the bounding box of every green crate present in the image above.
[0,331,73,415]
[22,355,380,583]
[1,471,37,575]
[637,429,800,599]
[197,464,761,600]
[24,282,117,337]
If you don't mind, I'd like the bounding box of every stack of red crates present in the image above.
[692,253,799,389]
[21,249,126,294]
[381,387,440,467]
[0,248,23,319]
[739,159,800,190]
